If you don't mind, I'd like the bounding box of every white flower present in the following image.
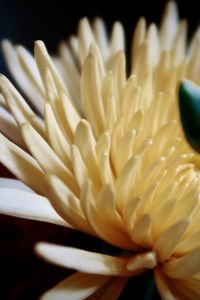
[1,1,200,299]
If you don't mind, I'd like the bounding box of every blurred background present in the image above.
[0,0,200,299]
[0,0,200,58]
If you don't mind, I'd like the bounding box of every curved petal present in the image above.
[0,188,71,227]
[40,272,111,300]
[0,106,25,147]
[35,242,133,276]
[0,178,33,191]
[162,248,200,278]
[86,277,128,300]
[154,268,176,300]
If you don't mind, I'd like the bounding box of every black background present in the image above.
[0,0,200,53]
[0,0,200,299]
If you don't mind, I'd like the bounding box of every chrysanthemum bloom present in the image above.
[1,1,200,299]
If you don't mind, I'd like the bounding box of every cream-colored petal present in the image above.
[44,102,72,169]
[154,219,190,262]
[81,180,134,249]
[110,22,125,54]
[78,18,95,65]
[0,178,33,191]
[1,40,45,115]
[159,1,179,51]
[163,248,200,278]
[0,133,46,194]
[0,106,25,147]
[0,188,70,227]
[127,251,157,271]
[0,75,45,138]
[112,51,126,114]
[40,272,111,300]
[93,18,109,61]
[41,69,79,144]
[34,40,69,96]
[71,144,89,188]
[75,120,101,189]
[21,122,78,194]
[115,155,140,211]
[58,46,81,112]
[47,175,94,235]
[175,230,200,254]
[170,277,200,300]
[95,131,110,162]
[36,242,132,276]
[88,277,128,300]
[130,214,152,247]
[154,268,177,300]
[16,45,45,97]
[95,184,122,228]
[81,54,105,136]
[131,18,146,71]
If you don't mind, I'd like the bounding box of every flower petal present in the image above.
[44,102,72,169]
[0,74,45,137]
[163,247,200,278]
[0,188,71,227]
[81,180,134,249]
[35,242,132,276]
[130,214,152,247]
[154,268,176,300]
[87,277,128,300]
[47,175,94,235]
[1,40,45,115]
[75,119,100,188]
[41,272,111,300]
[154,219,190,262]
[34,40,71,110]
[127,251,157,271]
[0,133,46,194]
[21,122,78,194]
[169,277,200,300]
[0,178,33,191]
[0,105,25,147]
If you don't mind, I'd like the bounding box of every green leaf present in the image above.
[179,80,200,153]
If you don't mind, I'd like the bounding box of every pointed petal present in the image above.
[1,40,45,115]
[0,133,46,194]
[154,268,176,300]
[34,40,69,96]
[40,272,110,300]
[81,181,134,249]
[154,219,190,262]
[0,188,70,227]
[35,242,131,276]
[163,248,200,278]
[0,74,45,138]
[90,277,128,300]
[0,106,25,147]
[160,1,179,50]
[44,103,72,170]
[47,175,94,235]
[110,22,125,54]
[75,120,101,188]
[130,214,152,247]
[21,122,78,194]
[127,251,157,271]
[170,277,200,300]
[0,178,33,191]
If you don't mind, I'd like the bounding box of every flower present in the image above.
[1,1,200,299]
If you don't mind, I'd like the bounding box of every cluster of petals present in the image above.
[0,2,200,299]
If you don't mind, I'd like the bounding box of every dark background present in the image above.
[0,0,200,299]
[0,0,200,54]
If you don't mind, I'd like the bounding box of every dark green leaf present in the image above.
[179,80,200,153]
